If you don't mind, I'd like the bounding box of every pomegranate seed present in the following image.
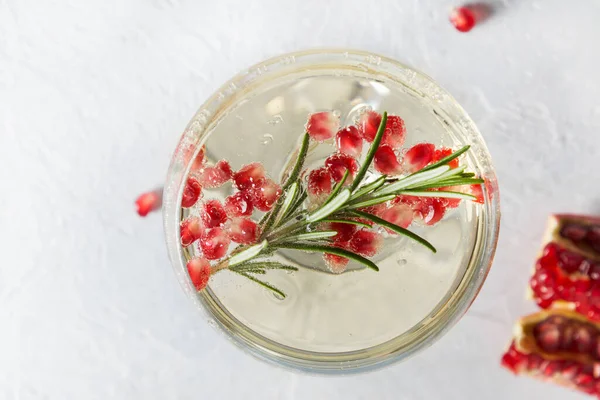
[329,222,357,243]
[558,251,585,274]
[186,257,211,290]
[349,229,383,257]
[381,115,406,149]
[182,177,202,208]
[201,199,228,228]
[408,197,447,225]
[450,7,476,32]
[233,162,266,191]
[586,227,600,252]
[561,224,589,242]
[590,264,600,281]
[250,179,282,212]
[135,189,163,217]
[306,111,340,142]
[325,153,359,183]
[224,191,253,217]
[432,147,460,169]
[307,167,333,200]
[190,144,206,171]
[374,145,402,175]
[574,326,594,353]
[562,363,583,380]
[227,217,258,244]
[336,126,363,157]
[470,184,485,204]
[199,227,230,260]
[180,217,204,247]
[357,110,382,142]
[199,159,233,189]
[534,321,561,353]
[403,143,435,173]
[323,253,349,274]
[380,203,414,231]
[527,353,543,371]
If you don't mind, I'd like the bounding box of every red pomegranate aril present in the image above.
[450,7,476,32]
[199,159,233,189]
[329,222,357,244]
[180,217,204,247]
[433,147,460,169]
[227,217,258,244]
[187,257,211,290]
[182,177,202,208]
[357,110,382,142]
[586,227,600,252]
[349,229,383,257]
[325,153,359,183]
[381,115,406,149]
[336,126,363,158]
[470,184,485,204]
[403,143,435,173]
[250,179,282,212]
[307,167,333,201]
[590,264,600,281]
[559,251,585,274]
[135,189,163,217]
[380,203,413,231]
[201,199,228,228]
[374,145,402,175]
[306,111,340,142]
[561,223,589,242]
[224,191,253,217]
[323,253,349,274]
[199,227,230,260]
[534,321,561,353]
[415,197,447,226]
[234,162,266,190]
[574,326,594,353]
[191,144,206,171]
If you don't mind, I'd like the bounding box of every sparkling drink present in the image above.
[164,50,500,370]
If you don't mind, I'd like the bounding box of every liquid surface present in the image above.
[189,71,479,353]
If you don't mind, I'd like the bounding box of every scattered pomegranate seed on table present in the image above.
[449,4,492,33]
[134,189,163,217]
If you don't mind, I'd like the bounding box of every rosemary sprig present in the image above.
[204,111,484,297]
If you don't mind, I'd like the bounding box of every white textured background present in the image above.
[2,0,600,399]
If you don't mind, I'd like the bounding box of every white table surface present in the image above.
[2,0,600,398]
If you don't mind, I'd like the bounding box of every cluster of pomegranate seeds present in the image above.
[503,214,600,397]
[169,109,484,292]
[528,216,600,319]
[135,189,163,217]
[502,310,600,398]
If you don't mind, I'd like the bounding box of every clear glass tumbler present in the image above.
[163,49,500,373]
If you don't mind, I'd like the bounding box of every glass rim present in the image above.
[163,48,501,373]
